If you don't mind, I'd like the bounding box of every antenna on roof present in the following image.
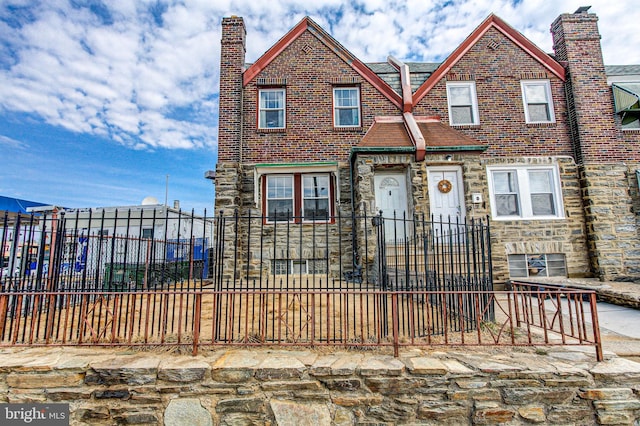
[574,6,591,13]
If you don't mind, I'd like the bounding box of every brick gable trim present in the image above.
[413,14,566,105]
[243,17,402,108]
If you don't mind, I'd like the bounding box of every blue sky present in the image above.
[1,0,639,215]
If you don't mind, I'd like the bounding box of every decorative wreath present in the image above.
[437,179,453,193]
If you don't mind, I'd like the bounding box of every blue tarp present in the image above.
[0,196,49,214]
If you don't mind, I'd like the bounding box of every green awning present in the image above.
[612,83,640,125]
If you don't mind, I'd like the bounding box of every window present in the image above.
[264,173,333,222]
[508,254,567,278]
[303,175,330,220]
[259,88,285,129]
[487,166,563,220]
[142,228,153,239]
[266,175,294,221]
[272,258,328,275]
[521,80,555,123]
[446,81,479,125]
[333,87,360,127]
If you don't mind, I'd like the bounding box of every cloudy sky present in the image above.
[1,0,638,214]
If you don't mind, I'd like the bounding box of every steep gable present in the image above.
[243,17,402,108]
[413,14,565,104]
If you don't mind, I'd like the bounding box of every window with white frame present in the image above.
[333,87,360,127]
[272,258,328,275]
[259,88,285,129]
[508,254,567,278]
[446,81,479,125]
[302,175,330,220]
[264,173,333,222]
[266,175,294,221]
[521,80,555,123]
[487,166,564,220]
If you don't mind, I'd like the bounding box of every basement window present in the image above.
[508,254,567,278]
[272,259,328,275]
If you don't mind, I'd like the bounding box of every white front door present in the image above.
[374,172,409,242]
[427,167,466,223]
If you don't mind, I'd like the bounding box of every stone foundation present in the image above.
[1,347,639,425]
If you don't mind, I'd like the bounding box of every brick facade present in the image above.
[215,10,640,283]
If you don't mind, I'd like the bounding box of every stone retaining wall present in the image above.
[1,347,639,425]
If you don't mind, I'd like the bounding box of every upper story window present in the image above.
[333,87,361,127]
[487,165,564,220]
[446,81,479,125]
[264,173,333,223]
[259,88,285,129]
[611,82,640,130]
[521,80,555,123]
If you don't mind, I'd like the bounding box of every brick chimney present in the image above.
[218,16,246,162]
[552,9,637,280]
[551,8,617,164]
[214,16,246,213]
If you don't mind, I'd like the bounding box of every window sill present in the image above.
[525,122,556,128]
[258,128,286,133]
[264,219,336,225]
[491,215,566,221]
[621,128,640,132]
[333,126,362,132]
[450,124,480,129]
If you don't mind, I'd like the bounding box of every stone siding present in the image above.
[1,347,639,425]
[459,155,590,283]
[580,163,640,280]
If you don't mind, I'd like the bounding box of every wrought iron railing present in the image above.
[0,285,602,360]
[0,210,602,359]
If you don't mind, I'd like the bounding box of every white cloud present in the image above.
[0,0,638,155]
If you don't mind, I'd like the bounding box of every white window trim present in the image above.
[258,88,286,129]
[302,174,331,223]
[487,165,565,221]
[521,80,555,124]
[333,87,361,128]
[446,81,479,126]
[265,174,294,222]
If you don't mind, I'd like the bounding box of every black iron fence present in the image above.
[211,210,493,291]
[0,208,214,293]
[0,209,602,360]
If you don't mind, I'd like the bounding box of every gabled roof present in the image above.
[413,14,566,104]
[357,116,487,154]
[242,17,402,108]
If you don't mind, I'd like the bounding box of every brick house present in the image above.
[214,8,640,285]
